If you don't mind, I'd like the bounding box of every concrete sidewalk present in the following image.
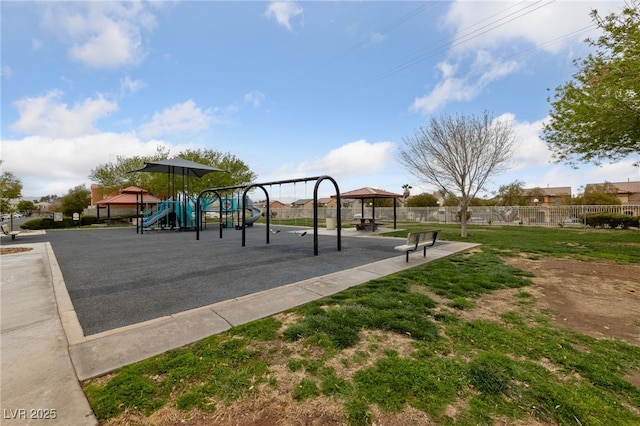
[1,230,477,424]
[1,242,97,425]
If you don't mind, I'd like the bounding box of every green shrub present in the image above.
[21,217,73,230]
[21,216,108,229]
[585,213,639,229]
[81,216,100,226]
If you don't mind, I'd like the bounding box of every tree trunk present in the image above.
[460,204,468,237]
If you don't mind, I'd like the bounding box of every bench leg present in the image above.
[12,235,16,240]
[406,251,409,262]
[423,246,427,257]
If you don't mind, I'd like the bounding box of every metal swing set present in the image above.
[195,175,341,256]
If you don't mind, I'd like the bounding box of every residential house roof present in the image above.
[291,199,313,207]
[523,186,572,196]
[587,181,640,194]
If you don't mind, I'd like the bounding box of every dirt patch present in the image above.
[502,257,640,347]
[501,256,640,390]
[0,247,33,255]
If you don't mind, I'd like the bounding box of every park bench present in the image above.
[2,223,21,240]
[394,230,440,262]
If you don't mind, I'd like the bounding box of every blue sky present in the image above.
[2,1,638,200]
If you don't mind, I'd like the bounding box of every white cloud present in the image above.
[411,51,520,114]
[42,2,157,68]
[120,75,146,96]
[509,116,553,170]
[264,1,303,31]
[244,90,265,107]
[10,90,118,138]
[487,114,639,194]
[442,1,623,54]
[138,100,213,138]
[1,64,13,79]
[294,139,395,178]
[364,32,387,48]
[1,133,193,196]
[412,1,625,114]
[254,140,401,200]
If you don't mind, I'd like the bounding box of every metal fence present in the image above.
[272,205,640,228]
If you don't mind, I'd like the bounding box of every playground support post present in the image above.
[195,189,225,240]
[313,176,341,255]
[242,184,269,247]
[136,190,144,235]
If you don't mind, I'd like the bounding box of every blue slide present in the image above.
[142,200,174,229]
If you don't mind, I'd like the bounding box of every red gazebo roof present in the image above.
[339,187,403,199]
[95,186,161,206]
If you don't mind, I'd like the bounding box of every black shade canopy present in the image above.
[131,158,226,177]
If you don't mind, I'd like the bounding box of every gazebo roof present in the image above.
[96,186,161,206]
[120,186,151,194]
[340,187,403,199]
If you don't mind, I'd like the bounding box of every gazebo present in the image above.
[95,186,161,223]
[339,187,403,230]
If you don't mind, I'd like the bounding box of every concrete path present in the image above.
[1,242,97,425]
[1,229,477,425]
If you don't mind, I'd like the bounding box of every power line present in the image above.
[350,1,559,92]
[269,2,437,97]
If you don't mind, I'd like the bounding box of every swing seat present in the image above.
[288,230,307,236]
[270,228,281,234]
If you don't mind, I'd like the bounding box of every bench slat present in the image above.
[394,230,440,262]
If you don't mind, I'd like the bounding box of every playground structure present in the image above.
[196,175,341,256]
[137,194,261,232]
[131,157,227,233]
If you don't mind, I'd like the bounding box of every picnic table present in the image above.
[350,218,378,231]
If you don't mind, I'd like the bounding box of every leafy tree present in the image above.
[524,187,546,206]
[60,185,91,216]
[495,180,527,206]
[406,193,438,207]
[398,111,515,236]
[17,200,36,215]
[178,148,256,195]
[470,197,490,206]
[1,171,23,212]
[89,147,256,198]
[543,4,640,166]
[39,194,59,203]
[89,146,170,197]
[574,182,621,205]
[440,193,460,207]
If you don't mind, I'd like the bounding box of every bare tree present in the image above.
[398,111,515,237]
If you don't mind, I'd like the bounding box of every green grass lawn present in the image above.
[83,224,640,425]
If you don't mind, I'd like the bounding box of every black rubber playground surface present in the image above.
[40,226,403,335]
